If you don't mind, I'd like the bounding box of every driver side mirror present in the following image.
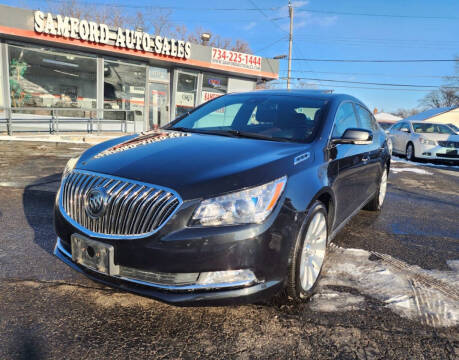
[331,128,373,145]
[400,127,410,133]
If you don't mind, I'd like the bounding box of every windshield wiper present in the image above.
[218,130,291,142]
[170,128,291,142]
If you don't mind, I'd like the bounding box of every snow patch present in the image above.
[310,246,459,327]
[390,167,432,175]
[446,260,459,272]
[310,289,365,312]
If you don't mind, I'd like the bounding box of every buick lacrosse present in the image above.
[54,90,391,305]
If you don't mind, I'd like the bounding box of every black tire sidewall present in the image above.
[290,201,328,300]
[407,143,415,161]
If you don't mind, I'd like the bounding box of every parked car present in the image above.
[53,90,391,306]
[388,120,459,162]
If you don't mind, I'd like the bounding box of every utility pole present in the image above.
[287,0,293,89]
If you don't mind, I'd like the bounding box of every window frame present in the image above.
[355,103,377,132]
[330,100,360,139]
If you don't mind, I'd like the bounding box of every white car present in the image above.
[388,121,459,162]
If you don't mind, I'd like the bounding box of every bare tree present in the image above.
[392,108,421,119]
[419,58,459,108]
[420,87,459,108]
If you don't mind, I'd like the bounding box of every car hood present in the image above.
[416,133,459,142]
[76,130,311,200]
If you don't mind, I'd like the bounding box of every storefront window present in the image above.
[103,60,146,123]
[201,73,227,104]
[8,44,96,117]
[149,67,169,82]
[175,72,197,118]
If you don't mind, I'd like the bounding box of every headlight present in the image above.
[192,176,287,226]
[62,156,79,179]
[419,137,436,146]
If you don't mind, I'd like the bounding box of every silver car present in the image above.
[388,120,459,162]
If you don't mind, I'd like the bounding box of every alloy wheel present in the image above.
[299,212,327,292]
[378,169,388,207]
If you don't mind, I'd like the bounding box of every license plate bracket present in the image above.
[71,234,119,275]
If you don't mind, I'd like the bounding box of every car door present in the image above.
[398,122,412,154]
[355,104,382,198]
[389,123,402,153]
[329,102,372,226]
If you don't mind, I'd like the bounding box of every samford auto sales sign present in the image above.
[34,11,192,59]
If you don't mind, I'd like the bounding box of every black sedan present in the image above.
[54,90,391,305]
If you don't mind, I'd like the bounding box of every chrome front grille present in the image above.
[60,170,182,238]
[438,141,459,148]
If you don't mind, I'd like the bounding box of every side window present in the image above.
[356,105,376,131]
[400,123,410,133]
[332,102,358,138]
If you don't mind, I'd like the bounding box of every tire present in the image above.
[364,165,388,211]
[287,201,328,302]
[406,142,416,161]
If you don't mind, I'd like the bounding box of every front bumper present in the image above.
[54,238,283,305]
[54,197,297,305]
[415,143,459,161]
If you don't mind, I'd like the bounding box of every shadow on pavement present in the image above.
[7,327,48,360]
[22,173,62,256]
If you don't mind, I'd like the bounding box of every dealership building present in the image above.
[0,5,279,134]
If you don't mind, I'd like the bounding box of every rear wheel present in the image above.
[406,143,416,161]
[364,165,388,211]
[287,201,328,302]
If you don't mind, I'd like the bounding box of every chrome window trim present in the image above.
[55,238,258,291]
[58,169,183,240]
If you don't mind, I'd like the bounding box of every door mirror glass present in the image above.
[332,128,373,145]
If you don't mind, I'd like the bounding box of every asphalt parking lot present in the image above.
[0,140,458,359]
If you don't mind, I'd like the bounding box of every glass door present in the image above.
[175,71,198,118]
[149,82,169,129]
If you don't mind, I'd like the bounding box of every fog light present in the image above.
[422,152,431,156]
[197,269,257,286]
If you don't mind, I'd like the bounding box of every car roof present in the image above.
[403,107,456,121]
[229,89,361,104]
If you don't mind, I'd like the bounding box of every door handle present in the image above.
[362,155,369,162]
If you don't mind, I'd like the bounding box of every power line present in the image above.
[279,76,458,88]
[248,0,288,34]
[37,0,284,11]
[295,8,459,20]
[282,58,458,63]
[38,0,459,20]
[279,69,458,80]
[254,37,287,53]
[269,81,438,92]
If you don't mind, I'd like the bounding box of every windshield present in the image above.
[378,122,393,130]
[168,94,328,143]
[412,123,455,135]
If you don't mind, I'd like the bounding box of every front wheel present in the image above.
[364,165,388,211]
[287,201,328,302]
[406,143,416,161]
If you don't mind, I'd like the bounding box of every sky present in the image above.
[7,0,459,113]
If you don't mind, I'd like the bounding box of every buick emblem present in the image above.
[85,187,108,218]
